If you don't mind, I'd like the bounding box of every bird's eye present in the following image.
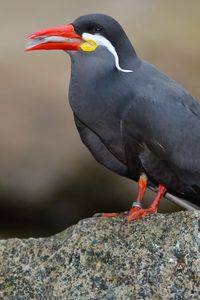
[95,27,102,33]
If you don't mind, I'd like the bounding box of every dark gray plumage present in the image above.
[69,14,200,205]
[27,13,200,210]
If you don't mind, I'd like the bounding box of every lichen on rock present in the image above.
[0,211,199,299]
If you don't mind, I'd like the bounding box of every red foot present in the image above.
[100,184,166,222]
[128,206,143,215]
[128,207,157,222]
[127,184,166,221]
[101,212,128,218]
[101,207,142,219]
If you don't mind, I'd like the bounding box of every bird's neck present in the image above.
[69,52,138,123]
[116,36,138,65]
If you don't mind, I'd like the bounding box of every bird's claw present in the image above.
[97,206,157,221]
[127,207,157,222]
[101,212,128,218]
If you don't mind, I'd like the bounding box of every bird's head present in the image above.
[26,14,136,72]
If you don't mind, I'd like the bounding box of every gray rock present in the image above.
[0,211,199,300]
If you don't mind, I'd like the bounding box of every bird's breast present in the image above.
[68,52,136,163]
[69,78,129,163]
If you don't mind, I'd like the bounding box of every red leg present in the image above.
[101,174,148,218]
[127,184,167,221]
[129,174,148,211]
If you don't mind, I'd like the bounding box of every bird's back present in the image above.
[121,59,200,202]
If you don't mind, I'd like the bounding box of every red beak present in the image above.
[26,24,83,51]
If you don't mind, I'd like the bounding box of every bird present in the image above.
[26,13,200,220]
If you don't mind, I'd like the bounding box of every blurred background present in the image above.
[0,0,199,238]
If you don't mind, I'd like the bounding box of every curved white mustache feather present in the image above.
[82,33,133,73]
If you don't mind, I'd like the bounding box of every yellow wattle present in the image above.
[80,40,98,52]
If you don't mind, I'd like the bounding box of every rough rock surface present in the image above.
[0,211,199,300]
